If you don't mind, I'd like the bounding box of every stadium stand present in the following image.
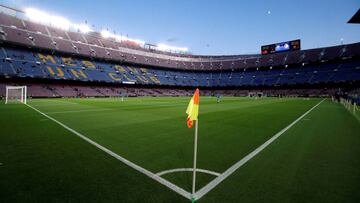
[0,11,359,98]
[0,46,359,87]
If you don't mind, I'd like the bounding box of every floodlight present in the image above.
[50,15,70,30]
[101,30,111,38]
[25,7,154,49]
[77,24,92,33]
[157,43,188,52]
[25,8,50,24]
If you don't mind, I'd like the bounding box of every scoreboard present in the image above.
[261,39,301,55]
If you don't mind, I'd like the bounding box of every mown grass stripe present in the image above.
[194,99,325,200]
[25,103,193,200]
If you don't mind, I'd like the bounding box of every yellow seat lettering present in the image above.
[47,66,64,77]
[82,60,95,69]
[71,69,87,79]
[108,72,121,81]
[38,53,57,64]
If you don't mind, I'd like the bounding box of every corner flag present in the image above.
[186,88,200,198]
[186,88,199,128]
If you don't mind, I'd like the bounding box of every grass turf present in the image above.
[0,97,359,202]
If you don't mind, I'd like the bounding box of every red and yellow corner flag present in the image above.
[186,88,199,128]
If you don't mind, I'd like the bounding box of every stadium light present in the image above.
[25,8,93,33]
[156,43,188,52]
[76,24,92,33]
[24,7,183,52]
[101,30,145,46]
[50,15,71,30]
[25,8,50,24]
[25,8,70,30]
[101,30,112,38]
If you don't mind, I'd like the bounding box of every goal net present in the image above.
[5,86,27,104]
[248,92,263,98]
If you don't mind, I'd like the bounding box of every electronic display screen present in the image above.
[261,39,301,55]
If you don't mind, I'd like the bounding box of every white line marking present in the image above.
[194,99,325,200]
[156,168,221,177]
[25,103,192,200]
[30,100,79,107]
[46,108,112,115]
[51,100,79,105]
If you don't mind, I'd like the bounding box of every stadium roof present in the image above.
[348,9,360,24]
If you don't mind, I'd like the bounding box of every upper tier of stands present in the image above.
[1,12,360,71]
[1,46,359,87]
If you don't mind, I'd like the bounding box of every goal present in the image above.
[5,86,27,104]
[248,92,264,98]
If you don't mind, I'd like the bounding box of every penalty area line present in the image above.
[25,103,192,200]
[194,99,326,201]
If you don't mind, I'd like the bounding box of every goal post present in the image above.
[5,86,27,104]
[248,91,263,98]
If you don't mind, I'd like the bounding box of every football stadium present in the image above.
[0,1,360,202]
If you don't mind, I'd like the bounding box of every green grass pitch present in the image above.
[0,96,359,202]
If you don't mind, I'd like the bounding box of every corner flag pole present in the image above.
[192,119,199,197]
[187,88,200,202]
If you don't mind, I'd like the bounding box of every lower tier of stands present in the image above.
[0,82,357,98]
